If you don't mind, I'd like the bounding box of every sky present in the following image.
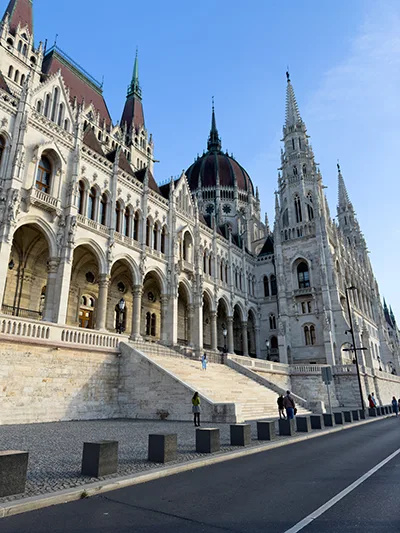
[30,0,400,316]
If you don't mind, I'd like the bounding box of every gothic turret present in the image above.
[121,50,145,140]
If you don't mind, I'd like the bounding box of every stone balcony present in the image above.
[293,286,315,298]
[180,259,194,274]
[23,187,60,218]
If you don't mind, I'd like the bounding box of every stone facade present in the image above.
[0,1,398,424]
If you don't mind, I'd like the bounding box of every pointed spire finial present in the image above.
[207,96,221,152]
[127,47,142,98]
[337,161,353,210]
[285,71,302,128]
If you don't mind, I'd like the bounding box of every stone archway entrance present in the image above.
[233,305,243,355]
[247,309,257,358]
[141,271,163,340]
[3,224,51,320]
[203,292,213,349]
[217,299,229,352]
[108,259,135,335]
[177,283,191,345]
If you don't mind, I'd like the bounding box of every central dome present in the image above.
[185,105,254,195]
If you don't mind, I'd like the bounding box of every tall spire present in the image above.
[337,162,353,211]
[127,48,141,99]
[207,97,221,152]
[285,71,302,128]
[2,0,33,36]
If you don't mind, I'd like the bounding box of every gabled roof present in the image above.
[106,149,135,178]
[134,167,160,194]
[258,235,274,256]
[83,127,105,156]
[42,47,112,130]
[2,0,33,36]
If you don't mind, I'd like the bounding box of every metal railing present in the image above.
[1,304,42,320]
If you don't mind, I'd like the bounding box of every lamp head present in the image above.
[222,328,227,337]
[119,298,126,311]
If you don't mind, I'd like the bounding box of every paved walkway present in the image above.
[0,418,284,503]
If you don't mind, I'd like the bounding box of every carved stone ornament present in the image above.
[107,238,115,264]
[56,214,66,254]
[278,319,285,336]
[67,215,77,245]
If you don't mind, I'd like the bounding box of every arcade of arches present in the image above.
[2,224,261,358]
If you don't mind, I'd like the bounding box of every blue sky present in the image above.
[31,0,400,315]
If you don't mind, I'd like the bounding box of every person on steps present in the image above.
[392,396,398,417]
[368,394,375,409]
[277,394,286,419]
[201,353,208,371]
[283,390,296,419]
[192,391,201,427]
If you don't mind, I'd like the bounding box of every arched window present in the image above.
[44,94,50,117]
[124,208,131,237]
[305,325,316,345]
[297,262,310,288]
[145,312,151,335]
[0,136,5,166]
[270,336,278,350]
[57,103,64,127]
[151,313,156,337]
[270,274,277,295]
[35,156,52,193]
[64,119,69,132]
[225,264,228,283]
[133,211,140,241]
[203,252,207,273]
[293,165,298,176]
[77,181,85,215]
[161,226,167,254]
[8,65,13,78]
[220,262,223,281]
[22,43,27,56]
[302,164,307,176]
[282,209,289,227]
[307,193,314,220]
[99,193,107,226]
[292,138,295,150]
[208,255,212,276]
[20,74,25,86]
[153,223,158,250]
[36,100,42,113]
[269,314,276,330]
[17,40,22,52]
[51,87,59,122]
[115,201,123,232]
[263,276,270,297]
[146,218,151,246]
[87,187,97,220]
[294,195,302,223]
[14,70,19,84]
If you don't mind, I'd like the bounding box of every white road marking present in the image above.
[283,447,400,533]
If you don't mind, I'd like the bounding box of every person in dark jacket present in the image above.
[392,396,399,417]
[283,390,296,419]
[277,394,286,419]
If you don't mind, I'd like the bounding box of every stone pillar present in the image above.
[242,321,249,357]
[255,326,261,359]
[227,316,234,354]
[130,285,142,340]
[0,240,12,310]
[42,258,60,322]
[96,274,110,330]
[188,304,194,347]
[161,295,171,343]
[210,311,217,351]
[192,301,203,354]
[53,259,73,325]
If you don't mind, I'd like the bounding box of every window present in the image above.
[151,313,156,337]
[294,195,302,223]
[133,212,140,241]
[307,301,312,313]
[302,164,307,175]
[304,325,316,346]
[145,312,151,335]
[153,223,158,250]
[51,88,59,122]
[263,276,269,297]
[57,103,64,127]
[17,40,22,52]
[301,302,306,314]
[146,218,151,246]
[292,138,295,150]
[8,65,13,78]
[14,70,19,84]
[44,94,50,117]
[307,193,314,220]
[209,255,212,276]
[99,194,107,225]
[36,100,42,113]
[225,264,228,283]
[64,119,70,132]
[88,187,97,220]
[299,138,302,149]
[293,165,298,176]
[115,201,123,233]
[22,44,27,56]
[297,262,310,288]
[78,181,85,215]
[35,156,52,193]
[270,274,277,295]
[125,209,131,237]
[0,136,5,166]
[161,226,166,254]
[220,262,224,281]
[282,209,289,227]
[269,314,276,330]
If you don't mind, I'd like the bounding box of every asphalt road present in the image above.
[2,418,400,533]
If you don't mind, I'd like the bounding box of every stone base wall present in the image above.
[118,343,237,423]
[0,340,120,425]
[290,374,340,409]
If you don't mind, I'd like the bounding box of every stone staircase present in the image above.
[129,341,311,421]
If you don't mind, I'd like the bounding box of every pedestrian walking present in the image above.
[201,353,208,371]
[392,396,398,417]
[277,394,286,419]
[192,391,201,427]
[368,394,375,409]
[371,392,378,407]
[398,398,400,413]
[283,390,296,419]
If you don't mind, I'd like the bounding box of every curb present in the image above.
[0,415,392,519]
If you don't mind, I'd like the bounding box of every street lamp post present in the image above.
[265,339,270,360]
[222,328,227,353]
[345,286,365,410]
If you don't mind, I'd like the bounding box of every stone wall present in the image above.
[0,340,120,425]
[118,343,237,423]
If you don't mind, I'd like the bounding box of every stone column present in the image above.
[42,258,60,322]
[227,316,234,354]
[96,274,110,330]
[255,326,261,359]
[242,321,249,357]
[192,301,203,354]
[161,295,171,343]
[53,259,73,325]
[210,311,217,351]
[188,304,194,346]
[130,285,142,340]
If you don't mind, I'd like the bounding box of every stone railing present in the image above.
[0,315,125,352]
[77,214,110,236]
[290,364,327,374]
[333,365,357,375]
[227,354,290,374]
[24,187,60,214]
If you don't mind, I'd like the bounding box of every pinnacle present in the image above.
[285,74,302,128]
[337,163,353,211]
[207,97,221,152]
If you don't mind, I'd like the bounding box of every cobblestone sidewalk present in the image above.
[0,418,284,504]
